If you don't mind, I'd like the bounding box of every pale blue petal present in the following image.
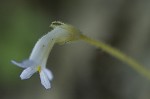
[20,67,37,80]
[40,70,51,89]
[11,60,36,68]
[43,68,53,81]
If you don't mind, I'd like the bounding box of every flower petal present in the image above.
[11,60,24,68]
[40,70,51,89]
[11,60,36,68]
[43,68,53,81]
[20,67,36,80]
[29,32,55,64]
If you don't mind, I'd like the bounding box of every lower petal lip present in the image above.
[20,67,37,80]
[40,70,51,89]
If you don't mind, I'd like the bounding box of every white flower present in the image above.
[11,21,81,89]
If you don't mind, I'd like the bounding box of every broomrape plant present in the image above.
[12,21,150,89]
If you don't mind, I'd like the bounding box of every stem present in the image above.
[80,34,150,80]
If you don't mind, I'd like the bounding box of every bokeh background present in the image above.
[0,0,150,99]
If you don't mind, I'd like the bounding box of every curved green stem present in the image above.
[80,34,150,80]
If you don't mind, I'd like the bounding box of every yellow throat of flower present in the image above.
[37,66,41,73]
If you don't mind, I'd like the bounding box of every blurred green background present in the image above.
[0,0,150,99]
